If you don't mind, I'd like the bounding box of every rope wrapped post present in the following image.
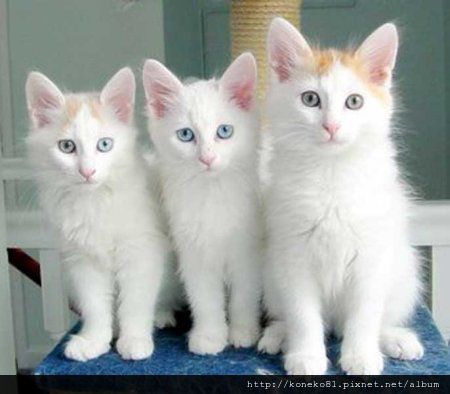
[231,0,302,100]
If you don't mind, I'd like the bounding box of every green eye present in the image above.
[176,128,195,142]
[345,94,364,110]
[216,124,234,139]
[58,139,76,154]
[97,137,114,152]
[301,91,321,107]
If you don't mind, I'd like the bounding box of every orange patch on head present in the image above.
[342,51,390,104]
[87,97,102,121]
[310,48,390,105]
[61,95,104,130]
[64,96,82,120]
[311,49,336,75]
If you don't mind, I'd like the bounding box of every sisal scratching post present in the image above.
[231,0,302,100]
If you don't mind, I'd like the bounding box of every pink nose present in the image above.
[79,168,96,179]
[199,155,216,167]
[323,122,341,135]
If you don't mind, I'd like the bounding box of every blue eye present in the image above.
[176,128,195,142]
[216,124,234,139]
[97,137,114,152]
[58,139,76,154]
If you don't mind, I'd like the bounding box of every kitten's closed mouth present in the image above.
[202,167,219,176]
[78,179,97,185]
[200,165,216,173]
[323,137,344,146]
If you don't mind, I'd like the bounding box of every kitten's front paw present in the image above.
[229,324,260,348]
[188,328,228,355]
[154,310,176,329]
[64,335,110,362]
[381,329,424,361]
[340,348,384,375]
[116,336,154,360]
[284,352,328,375]
[257,322,285,355]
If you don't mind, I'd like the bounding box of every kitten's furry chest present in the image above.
[163,171,258,248]
[269,154,403,292]
[42,183,132,265]
[54,188,116,254]
[273,154,397,238]
[41,172,161,271]
[286,163,404,330]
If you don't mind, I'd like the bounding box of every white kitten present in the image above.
[143,53,262,355]
[258,18,423,375]
[26,68,171,361]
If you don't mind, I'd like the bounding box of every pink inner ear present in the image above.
[357,24,398,87]
[32,90,62,128]
[369,66,390,85]
[33,110,52,128]
[271,46,292,82]
[148,81,175,118]
[100,68,135,124]
[361,45,396,86]
[228,79,254,111]
[108,94,132,123]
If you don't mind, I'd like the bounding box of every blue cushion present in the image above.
[34,306,449,375]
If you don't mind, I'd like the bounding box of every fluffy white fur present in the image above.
[143,53,262,355]
[26,68,177,361]
[258,18,423,375]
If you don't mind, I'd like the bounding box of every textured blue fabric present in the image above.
[34,306,449,375]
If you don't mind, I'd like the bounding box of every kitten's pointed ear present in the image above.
[100,67,135,124]
[267,17,313,82]
[143,60,183,119]
[220,52,257,111]
[357,23,398,87]
[26,72,64,129]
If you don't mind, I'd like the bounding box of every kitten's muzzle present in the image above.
[79,167,96,181]
[322,122,341,137]
[199,154,216,169]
